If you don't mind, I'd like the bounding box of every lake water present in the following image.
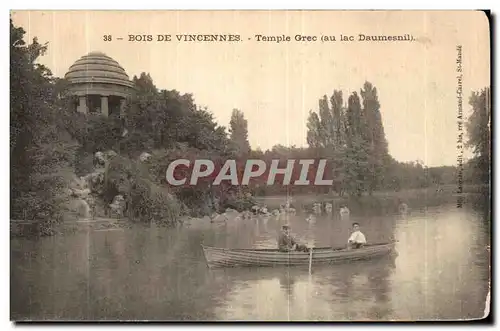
[11,199,490,321]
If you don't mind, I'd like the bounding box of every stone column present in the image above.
[77,96,88,114]
[101,96,109,117]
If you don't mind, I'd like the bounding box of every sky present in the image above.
[11,10,490,166]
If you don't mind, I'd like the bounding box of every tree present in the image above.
[344,92,369,196]
[465,87,491,184]
[132,72,157,96]
[10,18,78,223]
[305,85,393,196]
[361,81,390,194]
[330,90,345,147]
[306,111,322,149]
[318,95,334,147]
[229,109,251,155]
[329,90,346,195]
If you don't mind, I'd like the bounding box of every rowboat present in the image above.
[201,242,396,268]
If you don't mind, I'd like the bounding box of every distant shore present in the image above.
[253,184,489,210]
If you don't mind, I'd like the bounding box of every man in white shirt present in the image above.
[347,222,367,249]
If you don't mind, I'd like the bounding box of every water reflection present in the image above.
[390,205,490,320]
[209,254,396,321]
[11,202,490,321]
[278,273,296,298]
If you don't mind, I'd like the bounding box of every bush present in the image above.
[104,155,184,225]
[221,194,256,212]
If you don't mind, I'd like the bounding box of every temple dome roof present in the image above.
[65,52,134,88]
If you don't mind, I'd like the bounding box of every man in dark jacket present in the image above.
[278,224,309,252]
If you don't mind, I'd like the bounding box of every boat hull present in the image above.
[201,243,396,268]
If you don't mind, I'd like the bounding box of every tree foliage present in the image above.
[305,83,391,196]
[10,19,78,223]
[302,82,466,197]
[465,87,490,184]
[229,109,251,155]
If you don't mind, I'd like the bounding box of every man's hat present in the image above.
[282,224,291,229]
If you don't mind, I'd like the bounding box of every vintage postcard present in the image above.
[10,10,491,322]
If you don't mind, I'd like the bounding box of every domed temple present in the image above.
[64,52,134,117]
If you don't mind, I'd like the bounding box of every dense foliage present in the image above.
[298,82,489,197]
[465,87,491,184]
[304,84,391,196]
[229,109,251,155]
[10,19,78,224]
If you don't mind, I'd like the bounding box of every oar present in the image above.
[308,248,313,274]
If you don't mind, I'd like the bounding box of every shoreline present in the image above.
[10,184,488,236]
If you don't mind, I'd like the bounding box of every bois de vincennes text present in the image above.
[119,33,415,43]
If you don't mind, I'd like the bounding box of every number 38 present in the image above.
[103,35,112,41]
